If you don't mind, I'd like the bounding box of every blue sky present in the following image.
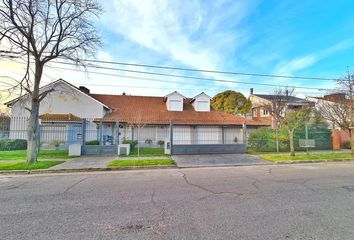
[2,0,354,99]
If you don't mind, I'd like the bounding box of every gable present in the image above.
[8,80,109,118]
[191,92,211,112]
[165,91,185,111]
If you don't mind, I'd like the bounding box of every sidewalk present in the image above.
[49,155,116,170]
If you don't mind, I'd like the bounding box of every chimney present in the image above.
[79,86,90,94]
[250,88,254,95]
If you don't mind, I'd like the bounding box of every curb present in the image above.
[1,159,354,175]
[0,165,178,175]
[274,158,354,164]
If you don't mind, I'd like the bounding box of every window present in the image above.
[196,101,209,112]
[262,109,269,116]
[252,109,257,117]
[169,100,182,111]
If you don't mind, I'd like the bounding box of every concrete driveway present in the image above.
[172,153,269,167]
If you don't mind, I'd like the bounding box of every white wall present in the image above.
[10,82,105,118]
[166,92,184,111]
[192,93,210,112]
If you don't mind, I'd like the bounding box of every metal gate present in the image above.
[171,125,247,155]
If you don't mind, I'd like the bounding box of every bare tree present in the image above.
[262,87,295,152]
[128,112,146,158]
[0,0,102,163]
[316,72,354,154]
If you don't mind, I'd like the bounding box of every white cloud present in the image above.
[102,0,256,71]
[274,39,354,76]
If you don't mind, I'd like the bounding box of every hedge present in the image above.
[0,139,27,151]
[85,140,100,145]
[122,140,138,150]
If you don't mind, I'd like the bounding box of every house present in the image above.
[249,88,314,128]
[5,79,268,154]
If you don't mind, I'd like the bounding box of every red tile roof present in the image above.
[39,113,82,122]
[91,94,268,126]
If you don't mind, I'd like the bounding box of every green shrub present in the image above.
[343,140,351,149]
[0,139,27,151]
[145,139,153,145]
[157,140,165,147]
[85,140,99,145]
[248,127,288,152]
[122,140,138,150]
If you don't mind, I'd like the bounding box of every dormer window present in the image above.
[191,92,211,112]
[164,91,185,111]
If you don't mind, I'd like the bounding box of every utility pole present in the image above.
[347,66,354,154]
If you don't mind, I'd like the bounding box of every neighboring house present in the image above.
[249,89,314,128]
[5,79,268,153]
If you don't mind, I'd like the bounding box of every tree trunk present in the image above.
[350,129,354,155]
[289,130,295,156]
[27,100,40,163]
[27,61,43,164]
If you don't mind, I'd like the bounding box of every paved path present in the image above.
[118,156,169,160]
[2,162,354,239]
[172,153,269,167]
[49,155,116,170]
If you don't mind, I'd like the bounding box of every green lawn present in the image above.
[122,147,168,157]
[0,161,64,170]
[107,159,175,168]
[0,150,75,160]
[261,153,354,162]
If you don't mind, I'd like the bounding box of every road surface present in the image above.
[1,162,354,239]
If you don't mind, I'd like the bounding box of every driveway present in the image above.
[172,153,269,167]
[49,155,116,170]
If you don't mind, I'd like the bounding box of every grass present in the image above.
[107,159,175,168]
[0,150,75,161]
[0,161,64,170]
[247,149,342,155]
[261,153,354,162]
[122,147,168,157]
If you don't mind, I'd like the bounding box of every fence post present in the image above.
[221,126,225,144]
[169,121,173,155]
[242,122,247,145]
[99,119,103,146]
[81,118,86,146]
[116,121,120,145]
[131,127,134,140]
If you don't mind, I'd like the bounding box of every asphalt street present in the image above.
[1,162,354,240]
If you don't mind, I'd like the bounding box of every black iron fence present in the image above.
[0,116,334,153]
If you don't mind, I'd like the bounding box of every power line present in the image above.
[56,58,338,81]
[2,53,339,81]
[45,65,326,95]
[1,57,332,93]
[50,61,332,91]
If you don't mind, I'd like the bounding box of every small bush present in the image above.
[157,140,164,147]
[145,139,153,145]
[122,140,138,150]
[343,140,351,149]
[0,139,27,151]
[248,127,288,152]
[86,140,100,145]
